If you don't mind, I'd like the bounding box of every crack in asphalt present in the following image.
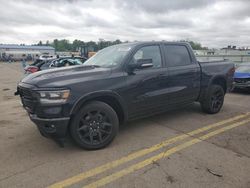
[0,162,46,182]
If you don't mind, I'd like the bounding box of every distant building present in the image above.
[194,45,250,63]
[56,51,80,57]
[194,45,250,56]
[0,44,55,61]
[220,45,250,55]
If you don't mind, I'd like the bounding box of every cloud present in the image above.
[0,0,249,48]
[115,0,215,13]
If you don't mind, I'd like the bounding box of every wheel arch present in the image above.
[70,91,128,124]
[210,76,227,93]
[199,75,227,102]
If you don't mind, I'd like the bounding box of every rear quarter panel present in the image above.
[199,61,234,100]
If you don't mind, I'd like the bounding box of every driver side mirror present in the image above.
[127,59,153,73]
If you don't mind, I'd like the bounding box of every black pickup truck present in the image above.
[16,42,235,149]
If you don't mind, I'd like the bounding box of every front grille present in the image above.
[234,78,250,83]
[18,86,37,113]
[19,87,33,99]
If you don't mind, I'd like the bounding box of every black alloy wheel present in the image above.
[201,85,225,114]
[77,110,113,145]
[70,101,119,149]
[210,89,224,112]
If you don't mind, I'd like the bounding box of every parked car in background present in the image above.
[24,58,55,74]
[49,57,87,68]
[233,62,250,90]
[39,55,55,60]
[24,56,87,74]
[16,42,235,149]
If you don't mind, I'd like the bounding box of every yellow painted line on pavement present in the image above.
[83,118,250,188]
[48,113,250,188]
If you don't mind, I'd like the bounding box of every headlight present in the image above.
[37,90,70,104]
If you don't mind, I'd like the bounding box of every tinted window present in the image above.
[165,45,192,67]
[40,60,53,69]
[131,45,162,68]
[31,59,44,66]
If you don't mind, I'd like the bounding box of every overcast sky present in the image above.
[0,0,250,48]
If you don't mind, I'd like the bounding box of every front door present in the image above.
[123,44,169,119]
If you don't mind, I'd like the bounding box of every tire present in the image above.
[70,101,119,149]
[200,85,225,114]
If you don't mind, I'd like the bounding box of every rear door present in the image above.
[163,44,201,107]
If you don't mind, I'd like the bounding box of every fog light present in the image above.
[44,124,56,133]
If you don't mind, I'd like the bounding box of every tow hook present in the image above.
[14,90,19,96]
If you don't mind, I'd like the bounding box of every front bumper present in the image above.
[233,82,250,89]
[30,114,70,138]
[16,83,73,139]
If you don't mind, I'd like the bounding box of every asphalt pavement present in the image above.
[0,63,249,188]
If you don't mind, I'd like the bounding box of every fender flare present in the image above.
[199,75,227,102]
[70,90,128,121]
[208,75,227,88]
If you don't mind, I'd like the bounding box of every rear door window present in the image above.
[164,45,192,67]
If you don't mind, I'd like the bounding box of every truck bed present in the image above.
[198,60,235,99]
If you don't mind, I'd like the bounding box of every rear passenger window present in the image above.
[131,45,162,68]
[164,45,192,67]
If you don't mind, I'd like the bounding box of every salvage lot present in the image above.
[0,63,250,188]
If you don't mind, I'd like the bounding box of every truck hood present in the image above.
[234,72,250,79]
[21,65,111,88]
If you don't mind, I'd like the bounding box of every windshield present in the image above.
[236,66,250,73]
[84,44,132,68]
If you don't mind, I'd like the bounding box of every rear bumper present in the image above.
[29,114,70,138]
